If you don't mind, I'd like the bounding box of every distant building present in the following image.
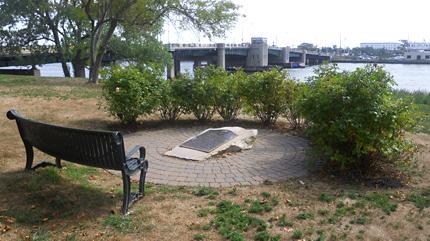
[404,50,430,60]
[407,42,430,50]
[359,42,401,50]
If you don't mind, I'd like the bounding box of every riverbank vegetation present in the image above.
[0,69,429,241]
[394,90,430,134]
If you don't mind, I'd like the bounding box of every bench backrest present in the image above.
[7,110,126,170]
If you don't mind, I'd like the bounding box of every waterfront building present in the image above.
[404,50,430,60]
[407,42,430,50]
[360,42,401,50]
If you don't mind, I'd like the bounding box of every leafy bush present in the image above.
[158,79,183,121]
[300,64,417,171]
[174,67,219,121]
[241,68,292,125]
[214,69,246,121]
[284,81,308,130]
[101,65,161,124]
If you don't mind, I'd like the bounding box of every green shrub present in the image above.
[300,64,417,171]
[101,65,161,124]
[214,70,246,121]
[242,68,292,125]
[174,67,218,121]
[284,81,308,130]
[158,79,183,121]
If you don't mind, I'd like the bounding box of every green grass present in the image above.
[408,187,430,210]
[277,214,293,227]
[212,200,271,241]
[319,193,336,202]
[292,230,303,239]
[62,164,99,185]
[192,187,219,199]
[248,200,272,213]
[296,212,314,220]
[0,74,100,99]
[193,233,207,240]
[365,193,397,215]
[394,89,430,133]
[103,214,134,233]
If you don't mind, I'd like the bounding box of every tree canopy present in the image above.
[0,0,240,82]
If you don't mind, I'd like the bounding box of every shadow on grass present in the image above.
[0,167,114,226]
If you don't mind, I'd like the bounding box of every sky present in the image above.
[161,0,430,48]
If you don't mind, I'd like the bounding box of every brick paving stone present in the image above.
[124,126,310,187]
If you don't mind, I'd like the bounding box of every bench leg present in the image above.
[24,142,34,171]
[55,158,62,169]
[139,160,148,195]
[121,171,131,215]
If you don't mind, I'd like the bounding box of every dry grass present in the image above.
[0,75,429,241]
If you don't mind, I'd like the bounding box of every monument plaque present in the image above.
[180,129,238,153]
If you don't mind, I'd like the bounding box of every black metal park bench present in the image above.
[6,109,148,215]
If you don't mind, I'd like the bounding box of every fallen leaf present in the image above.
[283,227,294,233]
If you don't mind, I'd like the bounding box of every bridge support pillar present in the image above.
[173,59,181,77]
[282,47,291,64]
[301,50,307,66]
[217,43,225,69]
[167,64,175,79]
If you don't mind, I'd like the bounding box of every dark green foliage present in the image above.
[277,214,293,227]
[214,69,247,121]
[241,68,293,125]
[394,90,430,134]
[254,231,271,241]
[260,192,271,198]
[296,212,314,220]
[173,68,218,121]
[193,233,207,240]
[193,187,219,197]
[254,231,270,241]
[351,213,369,225]
[408,187,430,210]
[300,64,417,171]
[292,230,303,239]
[101,65,162,124]
[158,79,184,121]
[212,200,265,241]
[284,81,308,129]
[319,193,336,202]
[365,193,397,214]
[249,200,272,213]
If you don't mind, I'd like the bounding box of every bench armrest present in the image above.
[126,145,146,160]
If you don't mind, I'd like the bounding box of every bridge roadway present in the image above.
[167,42,331,78]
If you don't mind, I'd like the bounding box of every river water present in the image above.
[2,62,429,91]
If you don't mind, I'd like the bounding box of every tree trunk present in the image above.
[88,20,118,84]
[72,60,86,78]
[45,16,71,77]
[72,50,86,78]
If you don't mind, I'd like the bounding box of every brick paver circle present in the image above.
[124,126,309,187]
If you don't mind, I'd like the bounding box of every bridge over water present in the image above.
[167,38,331,78]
